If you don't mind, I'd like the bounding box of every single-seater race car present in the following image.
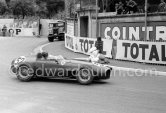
[10,54,112,85]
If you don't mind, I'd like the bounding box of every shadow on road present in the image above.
[26,78,111,86]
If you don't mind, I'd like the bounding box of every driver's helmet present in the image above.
[42,52,48,59]
[36,52,42,59]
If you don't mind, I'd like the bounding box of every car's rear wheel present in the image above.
[17,65,34,82]
[76,67,94,85]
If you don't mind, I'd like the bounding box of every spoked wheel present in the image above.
[76,67,94,85]
[17,65,34,82]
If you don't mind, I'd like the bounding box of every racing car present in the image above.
[10,54,112,85]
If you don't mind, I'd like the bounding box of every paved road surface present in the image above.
[0,37,166,113]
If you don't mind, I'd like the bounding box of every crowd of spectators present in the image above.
[158,0,166,12]
[115,0,138,14]
[102,0,166,15]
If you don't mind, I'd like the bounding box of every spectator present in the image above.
[88,47,109,64]
[125,0,138,14]
[2,25,7,37]
[158,0,166,12]
[39,23,42,36]
[115,1,124,14]
[36,52,43,60]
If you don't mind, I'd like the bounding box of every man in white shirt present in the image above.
[88,47,109,64]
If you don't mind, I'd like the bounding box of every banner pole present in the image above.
[96,0,98,38]
[74,0,75,36]
[144,0,148,40]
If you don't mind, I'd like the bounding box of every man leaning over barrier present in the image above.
[88,47,109,64]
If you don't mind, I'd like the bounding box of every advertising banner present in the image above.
[76,37,96,55]
[65,34,113,58]
[116,40,166,64]
[8,28,38,36]
[65,34,77,52]
[13,19,38,28]
[0,19,39,37]
[101,39,113,58]
[12,19,39,36]
[67,22,74,36]
[76,37,113,58]
[101,21,166,41]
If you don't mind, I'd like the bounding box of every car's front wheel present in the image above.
[16,65,34,82]
[76,67,94,85]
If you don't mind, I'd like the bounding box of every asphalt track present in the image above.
[0,37,166,113]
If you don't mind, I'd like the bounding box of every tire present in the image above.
[16,64,34,82]
[76,67,94,85]
[48,36,54,42]
[10,65,17,74]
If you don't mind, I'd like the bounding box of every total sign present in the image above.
[101,21,166,41]
[77,37,113,58]
[116,40,166,64]
[78,37,97,53]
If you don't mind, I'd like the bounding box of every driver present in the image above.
[36,52,64,60]
[42,52,49,59]
[36,52,43,59]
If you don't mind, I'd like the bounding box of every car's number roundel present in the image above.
[14,56,26,65]
[60,60,66,65]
